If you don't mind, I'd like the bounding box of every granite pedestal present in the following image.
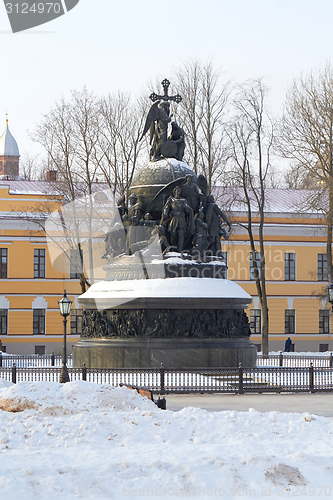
[73,256,256,369]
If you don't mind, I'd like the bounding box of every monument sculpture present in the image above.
[161,185,195,253]
[140,78,183,162]
[74,79,256,369]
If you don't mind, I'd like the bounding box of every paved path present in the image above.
[164,393,333,416]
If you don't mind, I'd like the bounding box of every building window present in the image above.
[250,309,261,334]
[34,249,45,278]
[285,310,295,334]
[70,248,82,279]
[70,309,82,334]
[284,253,296,281]
[319,309,330,334]
[0,248,7,278]
[33,309,45,335]
[250,252,261,280]
[318,254,328,281]
[0,309,7,335]
[35,345,46,355]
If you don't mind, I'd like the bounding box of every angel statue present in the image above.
[140,100,172,161]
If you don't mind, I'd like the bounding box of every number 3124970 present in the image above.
[5,3,62,14]
[276,486,332,496]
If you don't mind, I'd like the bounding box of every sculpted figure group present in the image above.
[140,100,185,162]
[140,79,185,161]
[103,79,231,259]
[82,309,250,339]
[103,173,231,259]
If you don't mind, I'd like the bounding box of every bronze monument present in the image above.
[74,79,256,369]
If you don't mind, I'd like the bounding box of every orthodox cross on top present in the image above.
[149,78,182,104]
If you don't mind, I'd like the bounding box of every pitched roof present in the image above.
[212,186,326,216]
[0,180,54,195]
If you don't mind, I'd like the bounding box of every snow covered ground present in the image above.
[0,380,332,499]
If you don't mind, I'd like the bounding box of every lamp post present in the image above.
[327,283,333,312]
[58,289,72,383]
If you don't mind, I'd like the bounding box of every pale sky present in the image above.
[1,0,333,161]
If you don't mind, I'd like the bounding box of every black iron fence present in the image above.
[257,352,333,367]
[1,352,332,369]
[1,364,333,394]
[0,353,72,368]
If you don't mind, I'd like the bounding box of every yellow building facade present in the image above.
[222,188,331,352]
[0,179,330,354]
[0,180,82,354]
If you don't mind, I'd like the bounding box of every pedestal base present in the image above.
[73,337,257,369]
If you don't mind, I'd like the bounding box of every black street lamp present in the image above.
[58,289,72,383]
[327,283,333,312]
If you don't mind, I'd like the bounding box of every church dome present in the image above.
[0,119,19,157]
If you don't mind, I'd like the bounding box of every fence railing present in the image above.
[257,352,333,367]
[0,353,72,368]
[1,364,333,394]
[1,352,332,369]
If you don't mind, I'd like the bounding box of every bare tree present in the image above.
[227,79,275,356]
[281,64,333,281]
[16,188,114,296]
[32,89,102,291]
[173,61,202,173]
[96,92,147,201]
[20,152,40,180]
[68,89,101,284]
[173,59,230,190]
[283,163,307,189]
[31,88,146,291]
